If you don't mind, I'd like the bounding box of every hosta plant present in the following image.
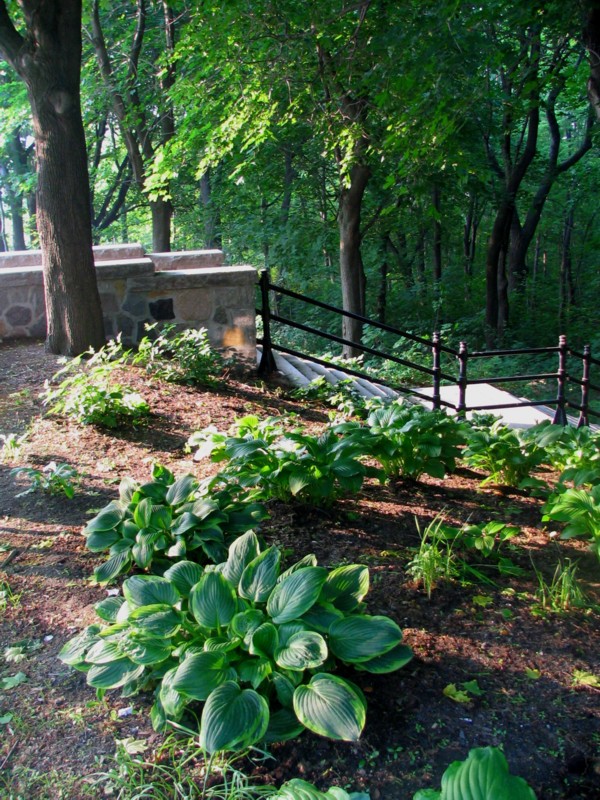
[60,531,412,751]
[189,415,382,506]
[338,402,467,481]
[84,464,267,583]
[463,420,546,490]
[525,421,600,487]
[272,780,369,800]
[413,745,536,799]
[10,461,79,499]
[542,484,600,559]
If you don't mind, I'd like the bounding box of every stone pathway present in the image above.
[257,347,578,428]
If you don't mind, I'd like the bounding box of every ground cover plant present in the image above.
[0,341,599,799]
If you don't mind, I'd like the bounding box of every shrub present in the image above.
[60,532,412,751]
[134,323,225,386]
[83,464,267,583]
[43,338,149,429]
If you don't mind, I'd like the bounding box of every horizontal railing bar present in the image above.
[263,341,455,409]
[588,381,600,393]
[465,373,557,386]
[269,313,439,377]
[469,346,559,358]
[569,348,600,367]
[265,281,460,354]
[464,399,558,412]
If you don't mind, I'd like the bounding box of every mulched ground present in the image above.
[0,339,599,799]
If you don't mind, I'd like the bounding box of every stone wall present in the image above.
[0,245,256,358]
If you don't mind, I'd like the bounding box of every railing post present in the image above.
[457,341,468,419]
[553,334,568,426]
[577,344,591,428]
[432,331,441,410]
[257,269,277,376]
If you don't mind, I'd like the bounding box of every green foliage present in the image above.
[134,324,226,387]
[189,415,382,506]
[273,780,369,800]
[0,579,22,615]
[291,377,369,419]
[526,422,600,487]
[83,464,267,584]
[542,485,600,559]
[10,461,79,499]
[60,532,412,751]
[463,421,547,490]
[533,559,590,613]
[413,745,536,800]
[43,339,149,429]
[358,402,466,480]
[0,432,29,464]
[406,517,457,598]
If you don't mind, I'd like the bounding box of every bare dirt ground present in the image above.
[0,340,599,799]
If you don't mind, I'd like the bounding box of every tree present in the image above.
[0,0,105,355]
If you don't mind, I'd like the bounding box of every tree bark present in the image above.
[338,162,370,358]
[584,4,600,121]
[0,0,105,355]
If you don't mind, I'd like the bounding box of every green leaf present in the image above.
[87,659,145,689]
[199,681,270,753]
[264,709,304,744]
[189,571,237,630]
[300,602,344,633]
[250,622,279,659]
[275,631,328,671]
[222,531,261,587]
[85,529,121,552]
[58,625,102,666]
[236,656,272,689]
[320,565,369,612]
[133,497,154,529]
[293,673,366,741]
[267,567,328,624]
[94,596,125,622]
[239,546,281,603]
[230,609,266,644]
[163,561,204,597]
[128,604,183,637]
[0,672,27,690]
[120,633,173,665]
[172,652,236,700]
[437,746,537,799]
[94,550,132,584]
[165,474,199,506]
[354,642,413,674]
[123,576,180,608]
[328,615,402,663]
[86,639,123,664]
[85,504,124,533]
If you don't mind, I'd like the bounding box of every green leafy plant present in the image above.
[134,323,226,387]
[338,402,466,481]
[406,517,458,598]
[43,338,149,429]
[413,746,536,799]
[0,579,22,615]
[542,484,600,559]
[440,520,524,581]
[532,558,589,613]
[525,421,600,485]
[83,464,267,583]
[291,377,370,419]
[10,461,79,499]
[463,420,547,490]
[60,531,412,751]
[190,415,382,506]
[272,780,369,800]
[0,431,29,464]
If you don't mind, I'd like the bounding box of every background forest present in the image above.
[0,0,599,355]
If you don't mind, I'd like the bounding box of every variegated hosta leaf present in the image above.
[94,595,125,622]
[437,746,537,800]
[222,530,261,587]
[162,561,204,597]
[354,642,413,674]
[275,631,328,671]
[171,652,236,701]
[239,546,281,602]
[267,567,328,624]
[123,575,180,609]
[133,497,154,529]
[264,709,305,744]
[86,639,123,664]
[58,625,102,666]
[328,615,402,663]
[189,571,237,630]
[128,604,183,637]
[236,656,272,689]
[165,474,199,506]
[293,673,366,741]
[85,503,124,534]
[320,565,369,612]
[199,681,270,753]
[119,633,173,665]
[278,554,319,583]
[85,528,121,552]
[94,550,132,584]
[230,609,266,645]
[300,602,344,633]
[159,666,188,718]
[86,658,145,689]
[250,622,279,658]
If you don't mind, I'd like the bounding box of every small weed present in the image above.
[0,431,29,463]
[11,461,80,499]
[532,558,589,613]
[407,516,457,598]
[0,580,22,615]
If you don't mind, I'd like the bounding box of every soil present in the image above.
[0,339,599,799]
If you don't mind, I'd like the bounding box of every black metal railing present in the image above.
[256,271,600,426]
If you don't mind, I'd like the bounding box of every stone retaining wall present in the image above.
[0,245,256,358]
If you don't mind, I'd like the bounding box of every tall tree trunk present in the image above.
[0,0,105,355]
[432,184,442,284]
[559,204,576,328]
[377,235,389,324]
[339,163,370,358]
[585,5,600,121]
